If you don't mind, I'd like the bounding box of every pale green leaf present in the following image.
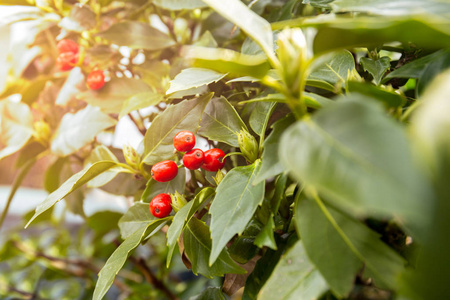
[259,240,328,300]
[50,105,116,156]
[167,68,227,95]
[26,161,117,228]
[119,92,164,119]
[360,56,390,85]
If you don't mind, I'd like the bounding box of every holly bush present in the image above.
[1,0,450,299]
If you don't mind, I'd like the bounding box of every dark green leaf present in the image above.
[167,68,227,95]
[347,82,406,108]
[254,215,277,250]
[87,211,122,234]
[142,93,212,165]
[189,287,226,300]
[166,187,215,267]
[198,97,248,147]
[259,240,328,300]
[249,102,276,136]
[253,114,295,184]
[97,21,176,50]
[360,56,390,85]
[279,95,431,229]
[297,197,405,297]
[209,160,265,265]
[183,218,246,278]
[50,105,116,156]
[26,161,117,228]
[228,219,263,264]
[78,78,153,114]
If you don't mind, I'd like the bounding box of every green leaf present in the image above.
[44,157,69,193]
[330,0,450,16]
[209,160,265,265]
[87,211,122,234]
[50,105,116,156]
[202,0,275,61]
[198,97,248,147]
[183,218,246,278]
[241,92,331,109]
[254,214,277,250]
[119,91,164,119]
[78,78,153,114]
[182,46,271,79]
[153,0,208,10]
[249,102,276,136]
[166,187,215,267]
[259,240,328,300]
[384,50,449,80]
[142,93,212,165]
[401,70,450,300]
[93,222,156,300]
[308,50,355,92]
[97,21,176,50]
[85,145,127,188]
[297,197,405,297]
[167,68,227,95]
[347,81,406,108]
[189,287,226,300]
[360,56,390,85]
[228,219,263,264]
[59,4,96,32]
[279,95,431,230]
[26,161,117,228]
[141,169,186,202]
[253,114,295,184]
[312,17,450,54]
[0,100,34,161]
[118,202,169,239]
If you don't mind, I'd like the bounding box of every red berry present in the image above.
[56,52,77,71]
[56,39,79,54]
[173,131,195,152]
[202,148,225,172]
[151,160,178,182]
[149,193,172,218]
[87,69,105,90]
[183,148,205,170]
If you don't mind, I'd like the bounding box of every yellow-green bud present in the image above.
[276,28,308,96]
[33,121,51,145]
[171,191,187,213]
[123,144,140,169]
[213,170,225,186]
[238,129,259,163]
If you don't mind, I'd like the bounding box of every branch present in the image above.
[130,256,178,300]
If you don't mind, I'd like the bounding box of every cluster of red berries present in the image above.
[149,131,226,218]
[56,39,105,90]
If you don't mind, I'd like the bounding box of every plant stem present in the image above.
[0,158,36,232]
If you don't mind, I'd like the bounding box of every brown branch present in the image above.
[128,113,147,136]
[130,256,178,300]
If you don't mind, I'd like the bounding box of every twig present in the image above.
[130,256,178,300]
[128,113,147,135]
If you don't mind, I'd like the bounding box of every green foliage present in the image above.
[1,0,450,299]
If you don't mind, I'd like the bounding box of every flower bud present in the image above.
[276,28,308,96]
[238,129,259,163]
[33,121,51,145]
[123,144,140,169]
[171,191,187,213]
